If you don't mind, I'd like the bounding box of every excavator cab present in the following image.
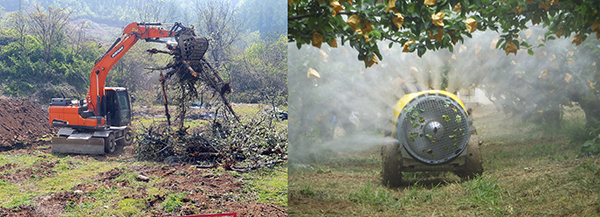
[101,87,131,127]
[50,88,134,155]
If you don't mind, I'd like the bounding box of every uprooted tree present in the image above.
[136,26,287,170]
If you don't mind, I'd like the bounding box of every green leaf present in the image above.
[495,38,505,49]
[527,49,534,56]
[417,46,426,57]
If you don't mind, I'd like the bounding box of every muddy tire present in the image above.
[455,137,483,179]
[382,140,402,187]
[117,127,133,146]
[105,133,116,154]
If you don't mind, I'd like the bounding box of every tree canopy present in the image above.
[288,0,600,67]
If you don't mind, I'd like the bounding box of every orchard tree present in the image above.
[288,0,600,67]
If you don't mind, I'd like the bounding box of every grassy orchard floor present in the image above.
[288,105,600,216]
[0,103,288,216]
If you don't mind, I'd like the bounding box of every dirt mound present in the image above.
[0,98,53,146]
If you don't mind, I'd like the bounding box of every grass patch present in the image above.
[348,180,397,210]
[244,165,288,207]
[161,192,188,212]
[461,175,504,214]
[117,198,147,216]
[132,117,167,128]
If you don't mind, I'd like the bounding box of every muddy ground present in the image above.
[0,98,286,216]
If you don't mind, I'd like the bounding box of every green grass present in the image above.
[289,105,600,216]
[161,192,188,212]
[460,175,504,215]
[117,198,147,216]
[348,180,398,210]
[243,165,288,207]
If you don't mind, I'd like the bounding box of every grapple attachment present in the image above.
[177,28,209,63]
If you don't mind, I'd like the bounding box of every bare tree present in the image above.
[65,20,88,56]
[27,5,72,62]
[132,0,178,23]
[7,11,29,53]
[195,0,243,68]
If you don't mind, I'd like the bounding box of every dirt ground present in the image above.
[0,97,54,146]
[0,98,286,216]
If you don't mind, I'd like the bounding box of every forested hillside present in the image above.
[0,0,285,35]
[0,0,286,106]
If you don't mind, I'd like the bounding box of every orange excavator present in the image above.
[49,22,208,154]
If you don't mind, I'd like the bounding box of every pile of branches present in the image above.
[134,112,287,171]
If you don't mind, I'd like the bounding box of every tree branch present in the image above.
[288,11,352,21]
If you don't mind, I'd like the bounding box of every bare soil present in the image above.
[0,98,54,146]
[0,98,286,216]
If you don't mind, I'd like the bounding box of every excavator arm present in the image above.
[87,22,188,116]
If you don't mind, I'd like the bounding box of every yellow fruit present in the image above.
[392,12,404,29]
[386,0,397,13]
[556,27,563,38]
[539,0,551,10]
[428,28,443,42]
[465,18,477,33]
[424,0,437,6]
[453,3,461,12]
[361,20,373,34]
[572,34,582,46]
[347,14,360,31]
[365,54,378,67]
[312,31,323,48]
[328,38,338,48]
[505,40,518,55]
[329,1,344,17]
[403,40,415,52]
[515,6,523,14]
[592,23,600,32]
[432,12,445,27]
[356,29,371,42]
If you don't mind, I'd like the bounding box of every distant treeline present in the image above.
[0,1,287,107]
[1,0,285,36]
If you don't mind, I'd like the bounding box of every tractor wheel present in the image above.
[105,133,116,154]
[382,140,402,187]
[455,136,483,180]
[117,127,134,146]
